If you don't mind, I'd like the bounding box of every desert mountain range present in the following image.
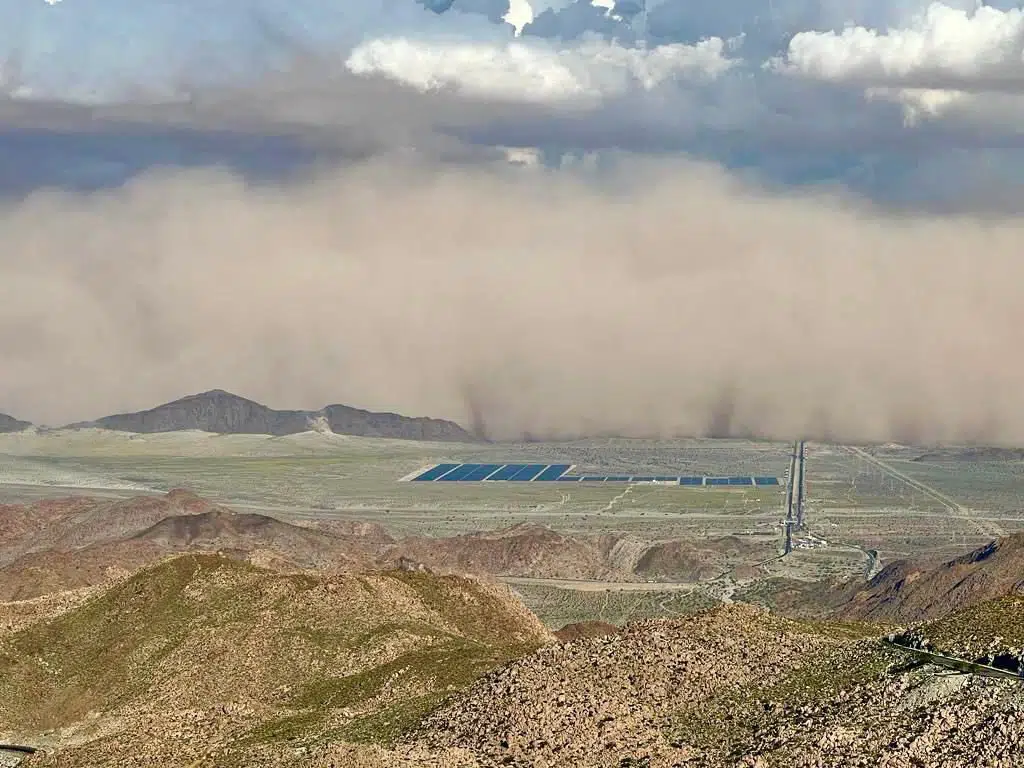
[69,389,475,440]
[2,491,1024,766]
[2,389,476,441]
[0,491,761,602]
[2,557,1022,767]
[4,489,1024,623]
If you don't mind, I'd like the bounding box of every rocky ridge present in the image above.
[0,413,30,433]
[1,554,551,765]
[2,556,1024,766]
[0,492,769,602]
[66,389,475,442]
[840,533,1024,624]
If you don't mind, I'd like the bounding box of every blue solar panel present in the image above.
[487,464,527,481]
[409,465,778,487]
[508,463,547,481]
[461,463,504,481]
[412,463,459,481]
[535,464,571,481]
[438,463,483,481]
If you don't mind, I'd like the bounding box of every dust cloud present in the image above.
[2,155,1022,444]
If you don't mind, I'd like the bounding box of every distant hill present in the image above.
[0,491,391,600]
[839,533,1024,624]
[387,523,619,581]
[0,554,550,761]
[912,446,1024,462]
[65,389,476,441]
[0,489,222,568]
[0,412,30,432]
[0,491,773,601]
[0,507,375,602]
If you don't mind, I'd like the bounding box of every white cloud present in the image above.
[345,36,736,103]
[504,0,535,35]
[865,86,968,124]
[776,3,1024,90]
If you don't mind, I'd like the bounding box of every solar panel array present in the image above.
[408,463,779,486]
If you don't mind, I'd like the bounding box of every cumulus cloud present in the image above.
[2,157,1024,446]
[345,36,736,103]
[769,3,1024,125]
[5,0,1024,216]
[779,3,1024,90]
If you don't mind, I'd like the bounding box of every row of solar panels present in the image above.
[409,463,780,486]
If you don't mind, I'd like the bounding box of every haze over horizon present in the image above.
[3,0,1024,444]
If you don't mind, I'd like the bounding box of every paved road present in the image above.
[500,576,699,592]
[845,445,1004,538]
[885,640,1024,682]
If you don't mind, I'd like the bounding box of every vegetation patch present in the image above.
[670,638,902,760]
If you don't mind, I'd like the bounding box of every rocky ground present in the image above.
[15,595,1024,767]
[3,492,1024,766]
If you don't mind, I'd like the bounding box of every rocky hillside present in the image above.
[414,604,850,765]
[0,505,379,601]
[839,533,1024,624]
[3,556,1024,766]
[387,525,766,584]
[0,413,30,433]
[0,555,551,765]
[387,523,619,581]
[0,492,771,603]
[0,489,221,567]
[66,389,476,441]
[633,535,762,582]
[405,600,1024,767]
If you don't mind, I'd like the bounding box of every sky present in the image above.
[2,0,1024,443]
[4,0,1024,201]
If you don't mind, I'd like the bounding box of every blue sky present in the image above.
[3,0,1024,207]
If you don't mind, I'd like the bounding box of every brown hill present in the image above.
[0,506,375,601]
[0,489,220,567]
[134,507,360,563]
[554,620,619,643]
[0,554,551,766]
[0,490,779,603]
[7,557,1024,767]
[840,533,1024,624]
[415,605,857,765]
[67,389,476,441]
[632,535,762,581]
[387,523,618,580]
[302,519,395,546]
[385,525,766,583]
